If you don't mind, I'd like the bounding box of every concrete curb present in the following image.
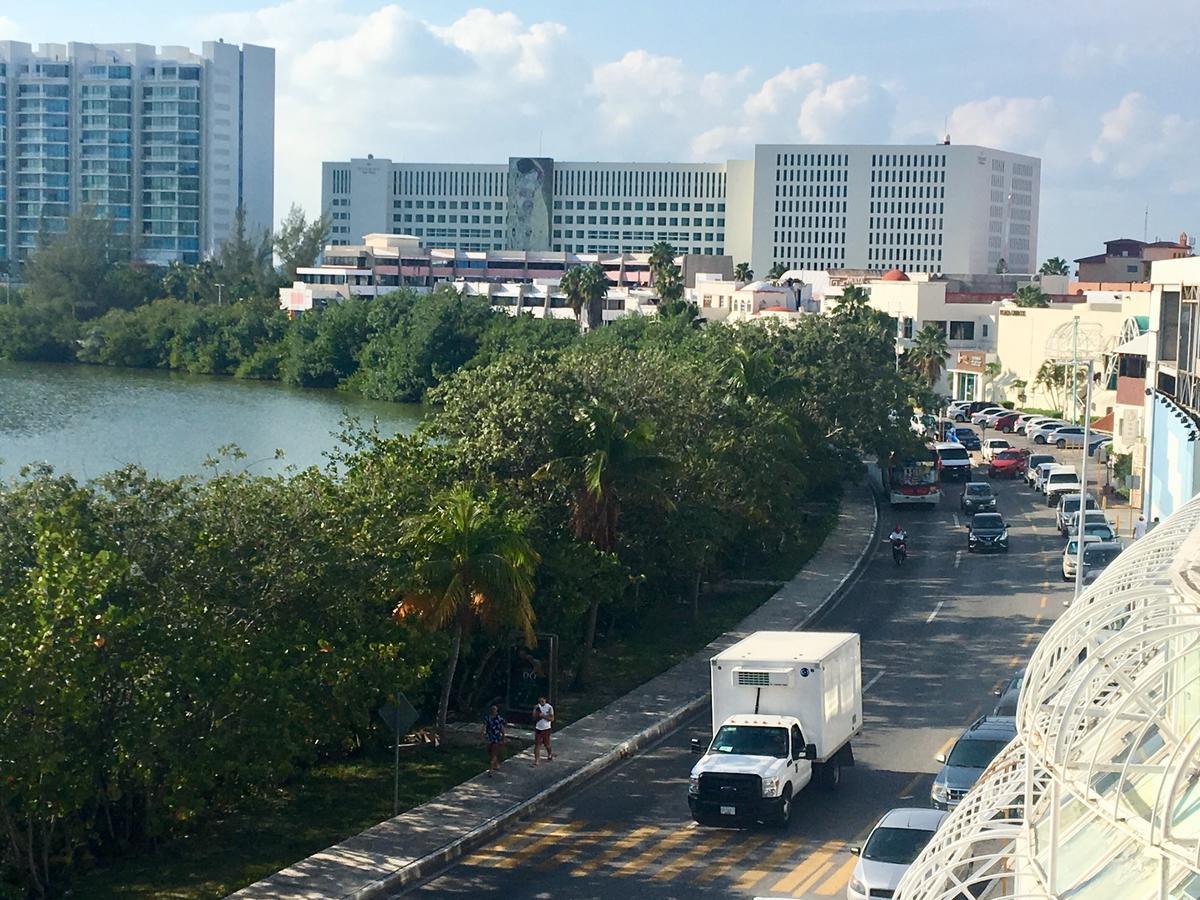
[348,479,882,898]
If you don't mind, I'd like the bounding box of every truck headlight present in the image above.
[688,774,699,795]
[762,776,783,798]
[1000,530,1009,541]
[848,876,867,896]
[931,783,950,803]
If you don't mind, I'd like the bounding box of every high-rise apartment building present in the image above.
[0,40,274,265]
[322,143,1039,276]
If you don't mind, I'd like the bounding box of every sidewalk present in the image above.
[231,480,880,900]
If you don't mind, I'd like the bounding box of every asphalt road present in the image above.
[403,439,1076,899]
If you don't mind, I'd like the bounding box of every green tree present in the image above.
[647,241,677,282]
[216,206,276,299]
[274,204,332,283]
[1013,284,1049,308]
[653,262,684,303]
[23,207,132,320]
[559,263,608,333]
[907,323,950,386]
[392,488,538,739]
[768,262,788,281]
[734,262,753,282]
[536,400,675,686]
[834,284,871,318]
[1039,257,1070,276]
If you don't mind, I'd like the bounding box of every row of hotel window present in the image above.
[901,319,983,341]
[13,85,199,99]
[393,199,504,210]
[2,63,200,80]
[869,248,944,262]
[776,200,847,213]
[557,230,724,242]
[775,216,847,229]
[774,247,847,262]
[555,168,724,200]
[555,200,725,213]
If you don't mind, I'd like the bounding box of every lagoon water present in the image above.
[0,361,422,481]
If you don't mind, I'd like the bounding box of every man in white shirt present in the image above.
[532,696,554,767]
[1133,515,1147,540]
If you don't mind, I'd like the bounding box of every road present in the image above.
[402,440,1075,899]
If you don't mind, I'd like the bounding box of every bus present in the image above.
[885,448,941,508]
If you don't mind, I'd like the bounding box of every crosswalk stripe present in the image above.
[732,839,803,892]
[538,823,617,869]
[813,853,859,895]
[768,842,836,894]
[691,831,772,884]
[462,818,557,865]
[571,824,658,877]
[611,825,696,877]
[650,827,739,881]
[486,821,581,869]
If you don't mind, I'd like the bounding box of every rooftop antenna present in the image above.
[538,130,543,156]
[1143,205,1149,242]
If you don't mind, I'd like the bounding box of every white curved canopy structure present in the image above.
[897,494,1200,900]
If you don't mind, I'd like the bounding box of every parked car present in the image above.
[1013,414,1042,434]
[981,409,1014,428]
[993,412,1021,433]
[981,438,1012,463]
[1080,541,1124,583]
[1045,469,1083,507]
[1064,509,1113,538]
[992,670,1025,717]
[988,448,1027,478]
[847,808,949,900]
[971,406,1006,426]
[1055,492,1099,534]
[1048,425,1087,449]
[1070,520,1120,546]
[952,427,981,451]
[1018,415,1059,436]
[1033,461,1064,492]
[960,482,997,514]
[934,442,972,482]
[931,716,1017,809]
[1024,453,1055,485]
[1063,534,1103,581]
[1029,420,1068,444]
[968,512,1009,553]
[1087,436,1112,457]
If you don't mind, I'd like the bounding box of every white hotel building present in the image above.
[322,143,1039,277]
[0,40,274,265]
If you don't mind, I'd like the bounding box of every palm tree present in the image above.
[654,264,684,303]
[392,487,539,740]
[1039,257,1070,276]
[834,284,871,318]
[648,241,677,282]
[768,262,788,281]
[734,262,753,283]
[535,400,675,687]
[908,323,950,387]
[1013,284,1049,308]
[560,263,608,333]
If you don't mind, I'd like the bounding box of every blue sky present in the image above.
[4,0,1198,264]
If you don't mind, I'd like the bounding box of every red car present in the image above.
[988,448,1028,478]
[993,412,1021,433]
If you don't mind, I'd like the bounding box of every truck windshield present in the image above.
[862,826,937,865]
[938,448,969,462]
[947,738,1009,769]
[710,725,789,759]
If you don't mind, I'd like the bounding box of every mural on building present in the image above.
[506,157,553,251]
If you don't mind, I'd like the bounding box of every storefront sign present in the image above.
[956,350,986,373]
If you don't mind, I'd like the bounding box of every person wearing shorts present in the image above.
[482,706,506,776]
[532,696,554,766]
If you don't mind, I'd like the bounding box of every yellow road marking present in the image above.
[488,821,581,869]
[1040,595,1047,609]
[463,818,553,865]
[651,827,738,881]
[769,842,836,893]
[813,853,859,895]
[571,824,657,877]
[733,840,804,892]
[539,823,616,869]
[612,824,696,877]
[897,771,928,799]
[692,831,772,884]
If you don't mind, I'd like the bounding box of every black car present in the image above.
[992,669,1025,716]
[968,512,1009,553]
[960,482,997,514]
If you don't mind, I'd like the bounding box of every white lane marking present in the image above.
[953,513,961,527]
[864,669,886,693]
[954,550,962,569]
[926,600,944,624]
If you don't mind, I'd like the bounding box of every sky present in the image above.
[3,0,1198,264]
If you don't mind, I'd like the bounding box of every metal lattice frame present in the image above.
[897,495,1200,899]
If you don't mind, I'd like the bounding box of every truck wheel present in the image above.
[770,786,793,828]
[816,760,841,791]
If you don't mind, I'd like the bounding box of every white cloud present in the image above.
[0,15,22,39]
[944,96,1057,154]
[1091,92,1199,190]
[796,75,894,143]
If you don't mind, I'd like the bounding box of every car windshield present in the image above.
[1084,547,1122,566]
[965,484,991,497]
[996,450,1022,460]
[1061,497,1082,513]
[939,448,969,462]
[710,725,788,759]
[1028,455,1053,468]
[947,738,1009,769]
[989,440,1010,448]
[1083,524,1114,538]
[1048,473,1079,485]
[862,826,937,865]
[973,514,1004,528]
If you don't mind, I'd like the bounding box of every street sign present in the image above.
[377,693,418,737]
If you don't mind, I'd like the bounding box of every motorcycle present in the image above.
[891,537,908,566]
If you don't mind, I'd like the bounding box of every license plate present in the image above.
[720,805,736,816]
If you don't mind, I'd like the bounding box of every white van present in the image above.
[933,442,972,482]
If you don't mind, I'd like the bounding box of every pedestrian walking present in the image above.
[481,705,506,777]
[1133,515,1147,540]
[532,695,554,767]
[1148,516,1161,533]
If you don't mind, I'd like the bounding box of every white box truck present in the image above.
[688,631,862,827]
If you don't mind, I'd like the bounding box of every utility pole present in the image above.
[1073,358,1095,602]
[215,282,225,306]
[1071,317,1080,424]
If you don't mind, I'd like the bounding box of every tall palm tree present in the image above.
[535,400,675,686]
[392,487,539,740]
[654,264,683,303]
[734,262,753,283]
[834,284,871,318]
[560,263,608,333]
[768,262,788,281]
[648,241,677,283]
[908,323,950,387]
[1039,257,1070,276]
[1013,284,1049,308]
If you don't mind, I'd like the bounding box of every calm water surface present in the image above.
[0,361,423,481]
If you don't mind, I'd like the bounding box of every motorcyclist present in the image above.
[888,525,907,544]
[889,525,908,564]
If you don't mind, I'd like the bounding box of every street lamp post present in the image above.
[215,282,225,306]
[1073,358,1095,601]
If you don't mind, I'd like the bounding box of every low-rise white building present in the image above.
[690,275,812,323]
